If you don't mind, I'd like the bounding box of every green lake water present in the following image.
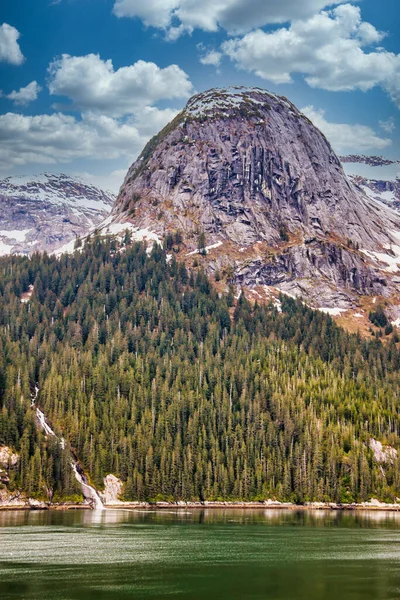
[1,509,400,599]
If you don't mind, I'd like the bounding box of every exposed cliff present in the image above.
[112,87,400,311]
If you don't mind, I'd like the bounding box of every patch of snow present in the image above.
[0,240,12,256]
[131,228,161,245]
[362,247,400,273]
[1,229,31,242]
[390,230,400,244]
[361,231,400,273]
[100,214,114,228]
[380,190,397,203]
[392,318,400,327]
[100,220,162,247]
[354,312,364,318]
[187,241,223,256]
[53,239,78,256]
[104,222,134,236]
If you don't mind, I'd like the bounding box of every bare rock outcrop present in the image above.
[112,87,400,310]
[102,474,123,504]
[370,438,398,464]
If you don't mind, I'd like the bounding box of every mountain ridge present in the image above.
[0,173,114,255]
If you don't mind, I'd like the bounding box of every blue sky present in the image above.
[0,0,399,191]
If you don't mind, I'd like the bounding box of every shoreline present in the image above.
[2,500,400,512]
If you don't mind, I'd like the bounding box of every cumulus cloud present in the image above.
[302,105,392,154]
[113,0,180,28]
[112,0,347,36]
[0,107,177,170]
[0,23,24,65]
[6,81,42,105]
[47,54,193,117]
[199,50,223,68]
[222,5,400,106]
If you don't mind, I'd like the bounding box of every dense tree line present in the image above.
[0,235,400,503]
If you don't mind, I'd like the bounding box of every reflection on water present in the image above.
[2,507,400,528]
[1,508,400,599]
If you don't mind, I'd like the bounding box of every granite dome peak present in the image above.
[112,87,400,322]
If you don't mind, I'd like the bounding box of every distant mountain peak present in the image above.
[0,173,114,256]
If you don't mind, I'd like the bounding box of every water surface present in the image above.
[1,509,400,599]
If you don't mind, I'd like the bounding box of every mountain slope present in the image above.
[1,238,400,504]
[112,87,400,313]
[0,173,114,255]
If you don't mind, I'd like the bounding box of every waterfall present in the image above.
[71,464,104,511]
[32,387,104,510]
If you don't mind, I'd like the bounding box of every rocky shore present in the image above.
[2,497,400,512]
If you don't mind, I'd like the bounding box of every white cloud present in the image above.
[199,50,223,68]
[113,0,180,28]
[6,81,42,105]
[222,4,400,105]
[302,105,392,154]
[132,106,179,136]
[48,54,193,117]
[112,0,347,36]
[379,117,396,133]
[0,107,176,171]
[74,169,128,194]
[0,23,24,65]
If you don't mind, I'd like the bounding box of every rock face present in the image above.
[0,173,114,256]
[0,488,26,508]
[113,87,400,309]
[102,474,123,504]
[0,446,19,469]
[369,438,398,464]
[0,446,19,486]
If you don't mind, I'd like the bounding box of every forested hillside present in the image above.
[1,235,400,503]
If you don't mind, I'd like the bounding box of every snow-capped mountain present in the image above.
[339,155,400,213]
[350,175,400,210]
[0,173,115,255]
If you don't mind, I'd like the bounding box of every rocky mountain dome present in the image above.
[112,87,400,315]
[0,173,114,255]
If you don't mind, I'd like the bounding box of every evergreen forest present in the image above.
[1,234,400,504]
